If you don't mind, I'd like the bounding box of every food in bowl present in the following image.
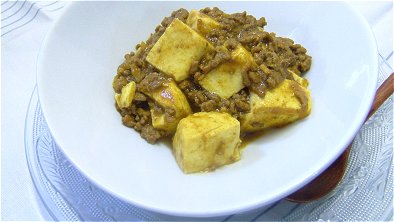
[112,7,312,173]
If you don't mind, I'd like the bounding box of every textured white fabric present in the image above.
[1,1,66,220]
[1,1,392,221]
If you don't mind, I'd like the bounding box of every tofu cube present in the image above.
[240,79,312,132]
[115,81,136,108]
[143,80,192,133]
[200,45,255,99]
[146,18,214,82]
[186,10,222,36]
[173,112,241,173]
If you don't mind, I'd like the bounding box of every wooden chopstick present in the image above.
[367,72,394,119]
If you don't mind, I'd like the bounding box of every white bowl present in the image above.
[37,1,378,217]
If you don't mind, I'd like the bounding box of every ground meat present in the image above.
[112,75,129,93]
[196,45,232,80]
[113,7,311,144]
[119,102,168,143]
[161,8,189,27]
[141,125,166,144]
[138,72,169,92]
[197,7,311,95]
[236,33,312,95]
[112,10,193,143]
[178,79,250,118]
[134,92,147,101]
[201,7,267,46]
[120,105,150,131]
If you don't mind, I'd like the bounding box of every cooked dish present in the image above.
[112,7,312,173]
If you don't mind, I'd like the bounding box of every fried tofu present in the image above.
[115,81,136,108]
[200,45,255,99]
[240,79,312,132]
[146,18,214,82]
[173,112,241,173]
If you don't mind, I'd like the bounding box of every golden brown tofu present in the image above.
[186,10,222,36]
[199,45,255,99]
[173,112,241,173]
[240,79,312,132]
[146,18,214,82]
[142,80,192,133]
[115,81,136,108]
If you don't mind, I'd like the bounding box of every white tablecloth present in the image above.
[1,1,393,220]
